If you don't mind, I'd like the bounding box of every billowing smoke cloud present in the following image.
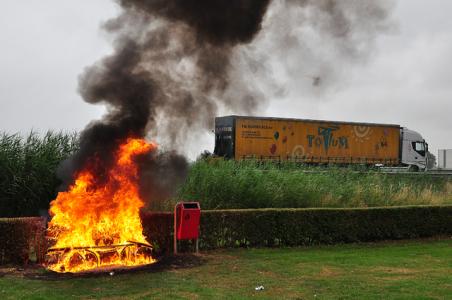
[249,0,395,101]
[59,0,393,205]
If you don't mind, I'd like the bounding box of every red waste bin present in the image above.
[174,202,201,242]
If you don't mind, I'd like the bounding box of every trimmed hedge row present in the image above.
[140,212,173,254]
[1,206,451,265]
[141,206,452,252]
[0,217,46,265]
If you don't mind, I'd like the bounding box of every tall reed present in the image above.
[0,131,78,217]
[176,159,452,210]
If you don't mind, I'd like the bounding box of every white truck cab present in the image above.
[401,128,428,171]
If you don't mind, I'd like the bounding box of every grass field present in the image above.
[1,239,450,299]
[175,159,452,211]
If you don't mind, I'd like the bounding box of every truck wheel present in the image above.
[408,165,419,172]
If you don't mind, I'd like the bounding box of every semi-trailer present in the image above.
[214,115,428,170]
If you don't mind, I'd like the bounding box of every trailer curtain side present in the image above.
[230,116,400,164]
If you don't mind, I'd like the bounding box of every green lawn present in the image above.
[1,239,451,299]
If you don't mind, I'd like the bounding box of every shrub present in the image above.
[141,206,452,252]
[199,206,452,249]
[0,217,47,265]
[140,211,173,254]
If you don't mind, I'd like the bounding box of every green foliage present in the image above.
[0,217,47,265]
[0,131,78,217]
[177,159,452,209]
[141,206,452,252]
[199,206,452,249]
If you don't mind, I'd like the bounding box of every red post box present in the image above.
[174,202,201,254]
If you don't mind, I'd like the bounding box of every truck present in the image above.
[214,115,428,171]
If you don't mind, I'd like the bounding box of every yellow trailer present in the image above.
[214,115,401,165]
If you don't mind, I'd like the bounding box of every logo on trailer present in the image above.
[306,126,348,153]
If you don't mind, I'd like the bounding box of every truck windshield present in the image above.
[412,141,425,156]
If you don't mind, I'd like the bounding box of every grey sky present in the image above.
[0,0,451,160]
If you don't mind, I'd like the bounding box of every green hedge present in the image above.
[141,211,173,254]
[0,217,47,265]
[142,206,452,252]
[198,206,452,249]
[1,206,451,265]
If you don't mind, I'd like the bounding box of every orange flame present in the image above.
[47,138,156,272]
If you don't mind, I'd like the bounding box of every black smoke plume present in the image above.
[58,0,271,204]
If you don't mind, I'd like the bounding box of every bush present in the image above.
[141,206,452,252]
[141,211,173,254]
[0,217,47,265]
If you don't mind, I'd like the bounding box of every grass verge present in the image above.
[1,238,450,299]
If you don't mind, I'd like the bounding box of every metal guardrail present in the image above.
[380,171,452,177]
[257,169,452,177]
[380,167,452,176]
